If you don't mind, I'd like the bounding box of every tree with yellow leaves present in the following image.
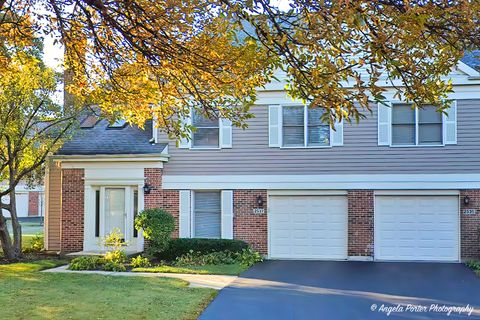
[2,1,479,130]
[0,39,79,260]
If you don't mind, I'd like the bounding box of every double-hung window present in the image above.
[192,110,220,148]
[282,106,330,147]
[193,191,221,238]
[391,104,443,146]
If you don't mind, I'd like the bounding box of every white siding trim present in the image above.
[220,190,234,239]
[179,190,192,237]
[163,174,480,190]
[268,190,348,196]
[377,102,392,146]
[374,190,460,196]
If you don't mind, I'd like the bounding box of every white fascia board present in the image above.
[457,61,480,77]
[162,174,480,190]
[52,154,169,162]
[255,85,480,105]
[259,74,480,93]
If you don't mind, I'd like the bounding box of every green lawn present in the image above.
[0,260,217,320]
[133,263,248,275]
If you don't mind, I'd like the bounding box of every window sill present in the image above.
[189,147,221,150]
[389,144,445,148]
[280,145,332,149]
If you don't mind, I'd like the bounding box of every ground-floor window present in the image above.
[193,191,221,238]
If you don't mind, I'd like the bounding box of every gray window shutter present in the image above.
[330,120,344,146]
[221,190,234,239]
[219,118,232,148]
[179,190,191,237]
[268,105,281,147]
[443,101,457,145]
[378,102,392,146]
[179,114,191,149]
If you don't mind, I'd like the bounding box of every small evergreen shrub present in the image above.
[135,208,175,255]
[130,255,151,268]
[69,256,105,270]
[160,238,248,261]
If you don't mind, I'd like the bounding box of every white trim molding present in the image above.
[163,174,480,190]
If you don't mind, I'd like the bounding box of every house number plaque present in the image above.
[463,209,477,215]
[253,208,265,215]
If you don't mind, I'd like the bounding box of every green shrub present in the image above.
[29,234,44,252]
[102,228,128,251]
[174,250,237,266]
[236,248,263,267]
[69,256,105,270]
[135,208,175,254]
[466,260,480,269]
[103,261,127,272]
[130,255,151,268]
[104,250,127,263]
[159,238,248,261]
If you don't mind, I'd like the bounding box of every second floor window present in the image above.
[192,110,219,148]
[282,106,330,147]
[392,104,442,146]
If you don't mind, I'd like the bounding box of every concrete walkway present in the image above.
[42,265,237,290]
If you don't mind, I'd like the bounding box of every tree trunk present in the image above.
[9,189,22,259]
[0,210,15,259]
[0,192,22,260]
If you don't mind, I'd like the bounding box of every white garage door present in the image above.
[375,195,459,261]
[269,195,348,260]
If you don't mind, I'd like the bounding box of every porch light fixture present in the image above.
[464,195,470,206]
[256,195,264,207]
[143,183,153,195]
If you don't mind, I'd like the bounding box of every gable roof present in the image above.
[57,119,166,156]
[461,50,480,71]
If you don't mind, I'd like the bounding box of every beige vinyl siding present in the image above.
[45,161,62,251]
[160,100,480,175]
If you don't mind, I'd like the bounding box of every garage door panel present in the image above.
[375,195,459,262]
[270,195,347,260]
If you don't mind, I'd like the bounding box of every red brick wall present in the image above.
[61,169,84,252]
[233,190,268,254]
[28,191,39,216]
[348,190,374,257]
[460,190,480,260]
[144,168,179,238]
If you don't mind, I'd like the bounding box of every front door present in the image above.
[104,188,126,237]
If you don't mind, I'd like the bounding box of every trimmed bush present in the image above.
[174,250,237,266]
[135,208,175,254]
[159,238,249,261]
[69,256,105,270]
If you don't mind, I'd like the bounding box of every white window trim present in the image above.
[389,103,445,148]
[280,105,333,149]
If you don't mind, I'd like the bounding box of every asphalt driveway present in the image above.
[200,260,480,320]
